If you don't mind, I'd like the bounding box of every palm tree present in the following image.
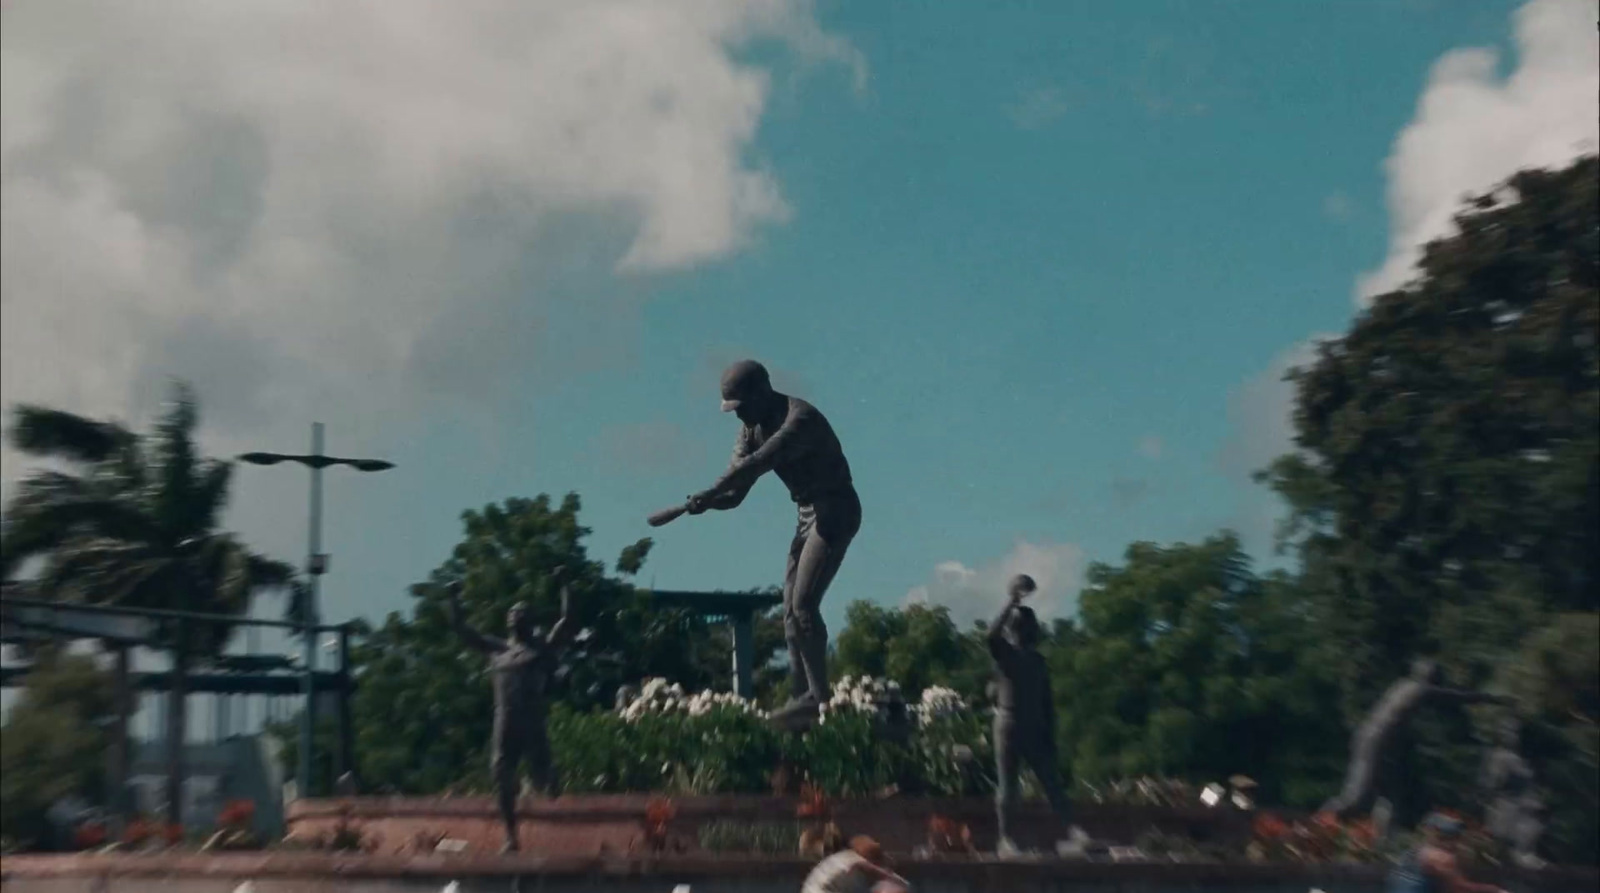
[1,382,301,827]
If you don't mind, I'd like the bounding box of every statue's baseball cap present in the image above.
[719,359,771,413]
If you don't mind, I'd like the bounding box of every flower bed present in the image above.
[555,677,1264,806]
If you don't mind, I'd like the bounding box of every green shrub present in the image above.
[789,709,911,797]
[912,711,995,796]
[551,704,783,795]
[698,819,802,854]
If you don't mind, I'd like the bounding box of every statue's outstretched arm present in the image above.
[701,407,813,508]
[445,585,505,654]
[986,597,1021,661]
[1430,686,1512,706]
[701,433,758,510]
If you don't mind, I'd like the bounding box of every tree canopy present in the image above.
[347,493,782,794]
[1259,154,1598,856]
[833,601,990,702]
[1053,533,1345,807]
[1261,155,1598,712]
[0,650,116,850]
[826,533,1345,808]
[1,382,301,656]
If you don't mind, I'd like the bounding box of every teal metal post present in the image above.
[298,422,324,798]
[732,611,756,699]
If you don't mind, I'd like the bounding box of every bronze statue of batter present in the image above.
[651,360,861,724]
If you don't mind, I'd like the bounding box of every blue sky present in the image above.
[4,0,1597,644]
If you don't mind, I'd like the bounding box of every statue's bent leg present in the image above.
[787,499,858,704]
[491,730,523,850]
[994,711,1020,845]
[1320,731,1378,818]
[781,518,808,700]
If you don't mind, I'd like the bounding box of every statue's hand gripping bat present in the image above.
[646,503,690,528]
[647,490,716,527]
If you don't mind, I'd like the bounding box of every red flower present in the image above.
[73,822,108,849]
[162,823,185,846]
[1251,812,1289,841]
[122,819,156,845]
[644,797,676,836]
[217,799,257,829]
[796,783,829,819]
[927,814,973,853]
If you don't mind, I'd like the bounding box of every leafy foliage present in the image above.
[1,382,301,655]
[1261,155,1598,713]
[346,493,782,794]
[698,819,803,854]
[554,704,782,795]
[792,706,910,798]
[911,710,995,796]
[833,602,990,702]
[2,382,302,827]
[830,536,1346,807]
[0,650,116,849]
[1493,612,1600,864]
[1053,534,1346,808]
[1257,155,1598,855]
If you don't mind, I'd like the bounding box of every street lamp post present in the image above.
[238,422,393,799]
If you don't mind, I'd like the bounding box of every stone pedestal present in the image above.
[283,794,1254,857]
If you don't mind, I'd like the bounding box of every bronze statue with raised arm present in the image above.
[1321,659,1511,819]
[649,359,861,724]
[987,574,1075,856]
[445,566,576,852]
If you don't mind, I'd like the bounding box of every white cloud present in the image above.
[1357,0,1599,303]
[1215,336,1338,558]
[1216,338,1335,484]
[0,1,859,481]
[903,540,1086,629]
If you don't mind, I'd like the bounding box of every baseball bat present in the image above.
[647,503,690,528]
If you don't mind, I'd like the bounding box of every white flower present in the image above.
[619,678,766,722]
[914,685,968,726]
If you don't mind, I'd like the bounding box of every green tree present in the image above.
[1258,156,1597,838]
[833,601,990,701]
[1493,612,1599,864]
[1260,155,1598,716]
[347,493,779,794]
[1,383,301,825]
[0,650,116,849]
[1055,533,1345,807]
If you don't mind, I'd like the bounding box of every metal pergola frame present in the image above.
[649,590,782,699]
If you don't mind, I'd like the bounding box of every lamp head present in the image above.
[348,459,395,472]
[237,452,285,466]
